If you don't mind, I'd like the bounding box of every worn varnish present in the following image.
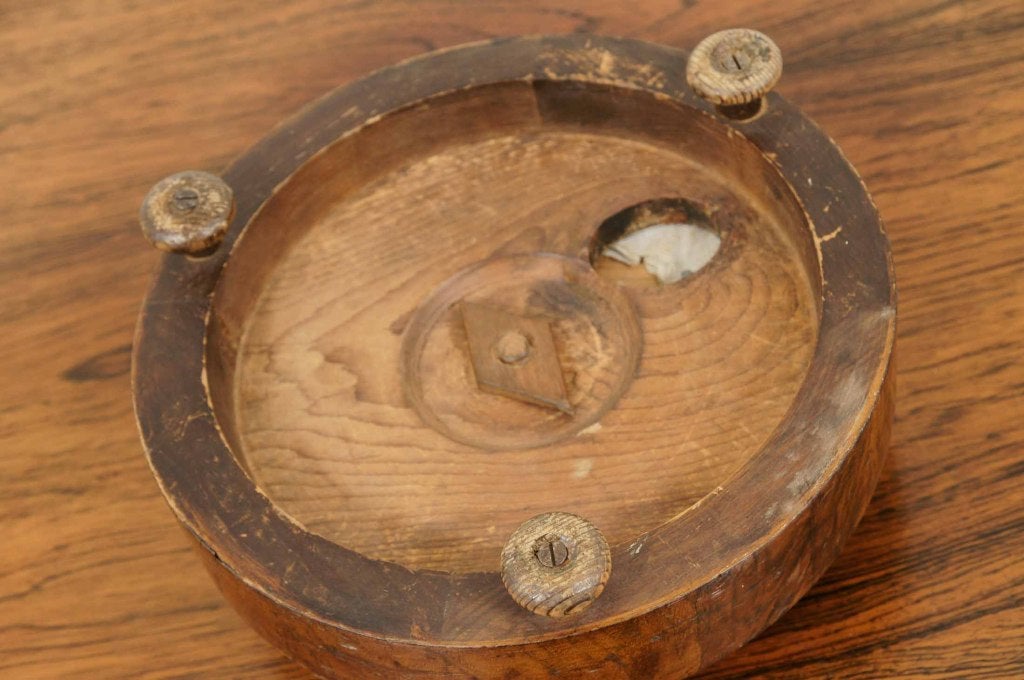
[134,34,892,678]
[2,2,1022,679]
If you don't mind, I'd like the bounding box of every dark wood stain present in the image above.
[132,35,892,678]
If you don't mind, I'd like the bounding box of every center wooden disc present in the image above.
[212,82,819,573]
[402,254,641,450]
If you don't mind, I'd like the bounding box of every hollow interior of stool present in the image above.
[206,80,820,574]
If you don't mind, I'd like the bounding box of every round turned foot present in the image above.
[139,170,234,254]
[686,28,783,120]
[500,512,612,617]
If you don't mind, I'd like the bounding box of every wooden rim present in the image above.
[133,33,894,662]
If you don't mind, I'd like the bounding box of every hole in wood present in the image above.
[592,198,721,285]
[715,98,766,121]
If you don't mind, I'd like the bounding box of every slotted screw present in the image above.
[534,536,570,567]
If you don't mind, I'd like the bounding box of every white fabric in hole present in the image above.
[602,223,721,284]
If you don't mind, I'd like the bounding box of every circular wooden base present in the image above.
[134,35,894,679]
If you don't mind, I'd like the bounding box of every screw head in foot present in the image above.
[686,28,782,116]
[139,170,234,254]
[170,187,200,214]
[534,535,570,567]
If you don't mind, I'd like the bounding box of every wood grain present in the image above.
[224,113,817,574]
[1,1,1021,678]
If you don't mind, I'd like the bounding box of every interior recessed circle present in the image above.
[401,254,642,452]
[205,80,821,574]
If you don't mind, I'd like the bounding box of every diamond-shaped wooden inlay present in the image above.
[460,302,571,414]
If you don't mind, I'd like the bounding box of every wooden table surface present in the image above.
[2,1,1021,678]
